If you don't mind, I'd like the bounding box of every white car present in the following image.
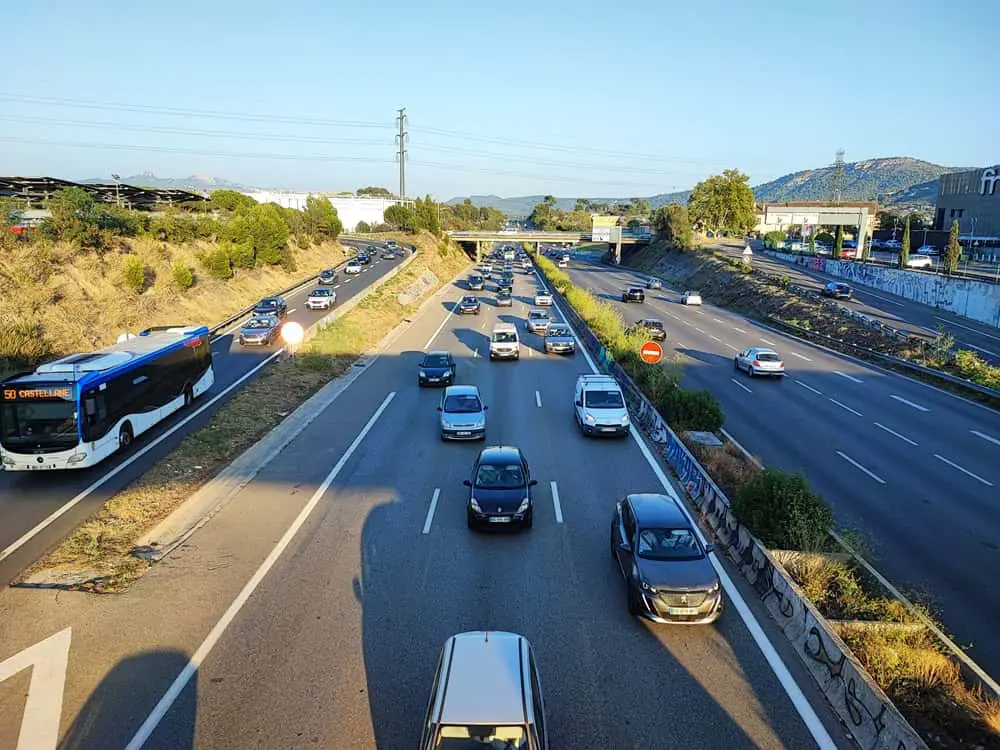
[306,287,336,310]
[734,347,785,378]
[557,259,568,268]
[344,260,362,274]
[681,291,703,305]
[915,245,938,256]
[906,255,933,269]
[534,292,553,306]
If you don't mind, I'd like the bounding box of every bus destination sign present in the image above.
[2,386,73,401]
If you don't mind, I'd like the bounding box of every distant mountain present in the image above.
[79,172,253,191]
[448,157,966,215]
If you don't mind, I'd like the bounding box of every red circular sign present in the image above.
[639,341,664,364]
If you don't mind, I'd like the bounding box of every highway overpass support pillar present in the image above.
[610,227,622,264]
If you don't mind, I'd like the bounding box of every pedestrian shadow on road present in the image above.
[59,648,196,750]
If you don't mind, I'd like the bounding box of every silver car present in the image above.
[526,308,550,334]
[438,385,488,440]
[734,347,785,377]
[543,322,576,354]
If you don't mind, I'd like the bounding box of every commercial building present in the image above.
[241,191,413,232]
[934,165,1000,245]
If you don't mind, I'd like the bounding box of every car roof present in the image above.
[310,287,331,293]
[627,493,691,528]
[477,445,522,464]
[748,347,780,356]
[528,308,548,315]
[444,384,480,397]
[422,350,451,359]
[493,322,516,330]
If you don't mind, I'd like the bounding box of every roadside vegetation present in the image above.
[18,231,470,592]
[0,188,350,378]
[533,251,1000,749]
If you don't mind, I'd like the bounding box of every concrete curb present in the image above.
[129,253,469,563]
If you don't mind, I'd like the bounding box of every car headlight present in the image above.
[419,370,427,377]
[640,580,656,593]
[708,581,720,593]
[517,497,530,513]
[470,498,481,512]
[472,419,485,429]
[621,414,630,426]
[585,414,596,424]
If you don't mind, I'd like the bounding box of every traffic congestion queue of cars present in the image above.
[418,245,725,749]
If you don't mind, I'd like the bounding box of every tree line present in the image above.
[352,192,508,235]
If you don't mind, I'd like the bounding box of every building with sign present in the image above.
[934,165,1000,243]
[590,215,619,242]
[240,191,414,232]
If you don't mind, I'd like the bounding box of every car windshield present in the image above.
[498,292,511,299]
[311,289,330,296]
[433,724,528,749]
[585,390,624,408]
[475,463,524,489]
[636,527,703,561]
[422,355,450,368]
[756,352,782,362]
[493,331,517,343]
[643,321,664,330]
[469,275,482,282]
[320,270,334,277]
[462,296,478,304]
[444,394,482,413]
[245,318,274,329]
[547,326,569,337]
[529,311,548,320]
[257,300,278,309]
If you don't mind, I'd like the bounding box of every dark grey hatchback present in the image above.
[610,493,722,624]
[418,351,456,386]
[464,445,538,530]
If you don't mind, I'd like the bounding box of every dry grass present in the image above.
[18,233,470,591]
[686,440,760,500]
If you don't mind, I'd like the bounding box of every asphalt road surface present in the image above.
[716,243,1000,365]
[567,259,1000,680]
[0,263,849,749]
[0,241,407,585]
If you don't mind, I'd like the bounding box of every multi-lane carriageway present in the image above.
[0,258,852,748]
[566,257,1000,681]
[0,240,407,585]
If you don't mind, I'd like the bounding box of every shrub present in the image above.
[200,246,233,280]
[953,349,1000,389]
[731,468,833,551]
[0,317,53,371]
[815,232,834,246]
[121,255,146,294]
[230,240,256,269]
[688,441,760,499]
[763,230,785,249]
[355,220,372,233]
[171,261,194,290]
[657,386,724,431]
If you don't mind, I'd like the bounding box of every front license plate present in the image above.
[489,517,511,523]
[601,427,617,432]
[456,431,471,436]
[427,377,438,382]
[667,606,700,616]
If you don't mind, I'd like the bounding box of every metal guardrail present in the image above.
[764,247,1000,285]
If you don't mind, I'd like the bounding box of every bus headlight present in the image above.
[67,452,88,464]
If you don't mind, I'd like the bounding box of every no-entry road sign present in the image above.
[639,341,663,364]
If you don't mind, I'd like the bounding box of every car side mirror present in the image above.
[528,479,538,487]
[575,399,582,407]
[462,480,472,487]
[619,542,631,553]
[436,406,442,411]
[483,405,489,411]
[704,543,715,554]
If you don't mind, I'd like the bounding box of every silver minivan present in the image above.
[438,385,487,441]
[420,631,549,750]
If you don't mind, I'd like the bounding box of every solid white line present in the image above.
[834,371,863,384]
[789,352,813,361]
[858,290,904,307]
[550,481,563,524]
[829,398,863,417]
[890,394,929,412]
[971,429,1000,448]
[731,377,752,394]
[934,455,994,487]
[759,337,777,346]
[535,390,542,408]
[423,300,457,349]
[874,422,919,446]
[732,326,747,333]
[961,342,998,358]
[836,451,886,484]
[422,488,440,535]
[795,380,823,395]
[720,428,764,469]
[0,350,286,563]
[124,392,396,750]
[936,316,1000,342]
[920,326,938,334]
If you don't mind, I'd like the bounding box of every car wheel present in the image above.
[627,581,641,616]
[183,384,194,409]
[467,510,476,529]
[747,365,755,378]
[524,510,533,529]
[733,357,739,370]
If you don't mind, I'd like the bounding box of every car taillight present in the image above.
[753,360,760,367]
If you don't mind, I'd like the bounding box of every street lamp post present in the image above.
[111,173,121,208]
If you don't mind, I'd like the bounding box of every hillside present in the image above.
[448,156,966,214]
[79,172,254,191]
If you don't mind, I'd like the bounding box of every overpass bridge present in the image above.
[446,229,652,262]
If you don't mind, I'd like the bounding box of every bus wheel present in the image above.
[118,424,134,452]
[183,385,194,408]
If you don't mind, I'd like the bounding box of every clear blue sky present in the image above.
[1,0,997,200]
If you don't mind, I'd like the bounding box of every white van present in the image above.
[574,374,630,437]
[489,323,520,361]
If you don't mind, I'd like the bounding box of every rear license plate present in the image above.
[489,516,511,523]
[456,431,471,436]
[667,606,700,616]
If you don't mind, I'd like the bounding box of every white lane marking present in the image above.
[423,300,458,349]
[695,309,705,316]
[874,422,919,446]
[682,320,692,327]
[731,377,753,393]
[535,390,542,408]
[936,316,1000,342]
[858,290,904,306]
[709,335,722,343]
[961,342,998,358]
[834,371,863,383]
[287,308,297,314]
[213,317,250,340]
[695,327,706,334]
[667,312,682,322]
[890,394,929,412]
[789,352,813,361]
[0,627,72,750]
[732,326,748,333]
[795,380,823,395]
[550,481,563,524]
[720,428,765,469]
[422,488,440,535]
[713,317,725,324]
[972,429,1000,447]
[920,326,938,334]
[125,392,396,749]
[0,349,285,563]
[934,455,994,487]
[829,398,863,417]
[760,337,777,346]
[725,343,739,351]
[836,451,886,484]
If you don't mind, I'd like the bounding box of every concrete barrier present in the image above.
[539,263,929,750]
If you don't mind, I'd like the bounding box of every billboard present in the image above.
[591,215,618,242]
[764,210,820,226]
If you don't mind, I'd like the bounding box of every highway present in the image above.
[0,240,407,585]
[565,258,1000,680]
[718,243,1000,365]
[0,258,847,749]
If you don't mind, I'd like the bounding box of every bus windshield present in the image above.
[0,396,79,451]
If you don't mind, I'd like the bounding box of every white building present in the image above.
[241,191,413,232]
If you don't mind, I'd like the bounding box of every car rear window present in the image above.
[756,352,781,362]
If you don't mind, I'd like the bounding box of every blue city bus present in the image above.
[0,325,214,471]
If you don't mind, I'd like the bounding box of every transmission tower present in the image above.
[831,149,846,203]
[395,108,408,199]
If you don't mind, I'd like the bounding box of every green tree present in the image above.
[731,469,834,551]
[833,225,843,259]
[687,169,756,236]
[171,260,195,289]
[877,211,901,231]
[355,220,372,233]
[898,216,911,269]
[383,204,417,231]
[574,198,591,213]
[906,212,926,231]
[625,197,652,218]
[528,197,557,230]
[627,218,643,231]
[357,186,395,198]
[200,245,233,279]
[303,196,343,240]
[210,189,256,213]
[944,219,961,274]
[413,196,441,235]
[227,203,290,265]
[652,204,694,249]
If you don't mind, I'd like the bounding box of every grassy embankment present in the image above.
[534,251,1000,749]
[17,232,470,591]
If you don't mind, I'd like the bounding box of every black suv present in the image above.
[622,287,645,303]
[464,445,538,530]
[629,319,666,341]
[822,282,853,300]
[253,296,288,317]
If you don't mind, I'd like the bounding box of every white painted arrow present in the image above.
[0,628,72,750]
